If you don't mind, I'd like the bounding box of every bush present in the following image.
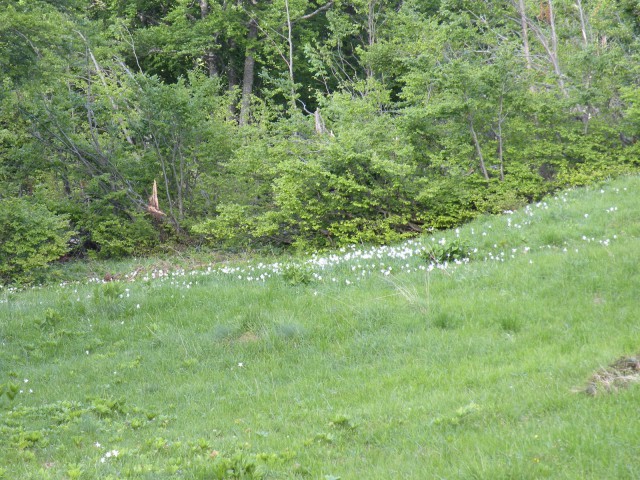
[82,214,158,260]
[191,204,256,249]
[0,198,73,284]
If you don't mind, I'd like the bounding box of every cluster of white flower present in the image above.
[0,183,627,299]
[95,442,120,463]
[18,378,34,395]
[100,449,119,463]
[134,239,459,287]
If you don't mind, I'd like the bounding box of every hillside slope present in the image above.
[1,175,640,479]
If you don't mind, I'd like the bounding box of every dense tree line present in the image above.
[1,0,639,281]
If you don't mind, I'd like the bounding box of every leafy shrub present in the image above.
[80,213,158,260]
[421,239,468,264]
[0,198,73,284]
[191,204,256,249]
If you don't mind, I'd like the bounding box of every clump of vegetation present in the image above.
[421,239,469,264]
[0,198,73,285]
[582,355,640,396]
[281,264,314,286]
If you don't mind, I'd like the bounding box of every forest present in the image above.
[1,0,639,283]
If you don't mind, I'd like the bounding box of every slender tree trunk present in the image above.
[366,0,377,78]
[239,19,258,126]
[284,0,296,110]
[178,151,184,219]
[76,31,135,145]
[546,0,567,94]
[469,115,490,181]
[496,95,506,182]
[548,0,558,57]
[517,0,533,70]
[526,9,567,96]
[226,38,239,118]
[575,0,589,47]
[198,0,220,78]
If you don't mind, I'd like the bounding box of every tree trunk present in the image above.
[199,0,209,17]
[546,0,567,95]
[575,0,589,47]
[366,0,377,78]
[496,95,506,182]
[197,0,220,78]
[469,115,490,181]
[526,8,567,96]
[284,0,297,110]
[239,19,258,126]
[517,0,533,70]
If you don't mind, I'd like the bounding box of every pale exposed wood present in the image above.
[147,180,166,219]
[314,109,328,134]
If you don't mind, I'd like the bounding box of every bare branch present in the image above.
[13,29,41,58]
[295,1,334,23]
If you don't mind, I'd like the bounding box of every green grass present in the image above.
[2,175,640,479]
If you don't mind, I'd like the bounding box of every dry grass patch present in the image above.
[581,355,640,396]
[237,331,261,343]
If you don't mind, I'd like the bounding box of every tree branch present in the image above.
[295,1,334,23]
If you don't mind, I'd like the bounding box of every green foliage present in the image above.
[2,0,640,256]
[0,382,19,404]
[281,264,313,286]
[191,204,256,249]
[0,198,73,284]
[421,239,468,264]
[83,214,158,260]
[38,308,63,330]
[196,450,266,480]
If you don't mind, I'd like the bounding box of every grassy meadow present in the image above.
[2,176,640,479]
